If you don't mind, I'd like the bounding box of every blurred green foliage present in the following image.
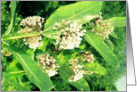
[1,1,126,91]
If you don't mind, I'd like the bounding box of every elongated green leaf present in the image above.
[83,63,106,75]
[4,74,28,91]
[2,19,14,37]
[6,59,25,77]
[44,1,102,31]
[104,39,113,51]
[103,17,126,27]
[59,69,90,91]
[6,45,53,91]
[11,1,17,18]
[110,32,118,38]
[84,31,119,67]
[2,1,17,37]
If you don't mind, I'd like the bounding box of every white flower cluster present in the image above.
[69,59,84,82]
[90,12,114,39]
[19,16,44,50]
[53,19,86,49]
[37,54,59,77]
[68,52,94,82]
[20,16,44,28]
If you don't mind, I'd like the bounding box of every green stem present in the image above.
[2,32,40,40]
[2,31,61,41]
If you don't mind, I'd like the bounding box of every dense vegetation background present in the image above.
[1,1,126,91]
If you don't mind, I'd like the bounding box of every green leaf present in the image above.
[6,59,18,70]
[2,1,17,37]
[69,52,79,60]
[38,37,49,51]
[11,1,17,18]
[59,69,90,91]
[57,51,65,65]
[2,19,14,37]
[26,49,34,60]
[84,31,119,67]
[104,39,113,51]
[79,44,86,50]
[83,62,106,75]
[6,59,25,78]
[5,59,24,78]
[4,74,28,91]
[6,67,25,78]
[110,32,118,38]
[1,1,7,4]
[6,45,53,91]
[44,1,102,31]
[103,17,126,27]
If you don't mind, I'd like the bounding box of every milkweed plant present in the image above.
[1,1,126,91]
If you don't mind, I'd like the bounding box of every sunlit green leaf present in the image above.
[59,69,90,91]
[104,39,113,51]
[44,1,102,31]
[2,1,17,37]
[103,17,126,27]
[83,62,107,75]
[11,1,17,18]
[38,37,49,51]
[6,45,53,91]
[110,32,118,38]
[84,31,119,67]
[6,68,25,78]
[4,74,28,91]
[26,49,34,60]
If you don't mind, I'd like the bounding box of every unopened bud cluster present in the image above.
[37,54,59,77]
[2,48,12,57]
[90,12,114,39]
[19,16,44,49]
[68,51,94,82]
[80,51,94,63]
[53,19,86,49]
[4,50,12,57]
